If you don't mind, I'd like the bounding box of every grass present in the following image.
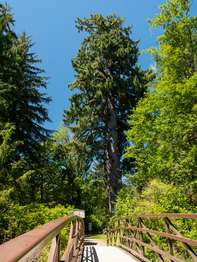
[86,234,106,242]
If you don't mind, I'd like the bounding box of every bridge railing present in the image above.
[0,210,85,262]
[107,213,197,262]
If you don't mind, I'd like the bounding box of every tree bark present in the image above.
[105,97,121,214]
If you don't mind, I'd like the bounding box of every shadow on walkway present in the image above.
[82,240,99,262]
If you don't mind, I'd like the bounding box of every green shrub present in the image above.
[114,179,197,219]
[0,203,73,242]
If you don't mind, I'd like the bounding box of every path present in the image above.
[82,238,138,262]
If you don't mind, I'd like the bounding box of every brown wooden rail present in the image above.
[107,213,197,262]
[0,211,85,262]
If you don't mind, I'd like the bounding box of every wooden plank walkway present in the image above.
[82,239,138,262]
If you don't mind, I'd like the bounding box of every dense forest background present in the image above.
[0,0,196,243]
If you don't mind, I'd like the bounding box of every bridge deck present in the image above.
[82,239,138,262]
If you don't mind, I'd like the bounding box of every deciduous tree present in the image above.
[126,0,197,199]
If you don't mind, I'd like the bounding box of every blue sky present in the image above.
[5,0,197,130]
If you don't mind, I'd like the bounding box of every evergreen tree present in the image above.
[0,4,50,202]
[64,14,149,212]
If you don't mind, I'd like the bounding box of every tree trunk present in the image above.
[105,97,121,214]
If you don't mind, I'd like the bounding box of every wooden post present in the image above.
[47,234,60,262]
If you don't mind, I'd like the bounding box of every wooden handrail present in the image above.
[107,213,197,262]
[0,212,85,262]
[140,213,197,219]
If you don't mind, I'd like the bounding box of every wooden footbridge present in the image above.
[0,211,196,262]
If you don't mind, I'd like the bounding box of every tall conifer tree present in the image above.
[64,14,148,212]
[0,4,50,201]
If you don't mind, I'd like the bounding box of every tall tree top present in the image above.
[69,14,142,95]
[76,14,127,33]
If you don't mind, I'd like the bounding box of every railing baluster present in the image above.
[48,234,60,262]
[61,221,75,262]
[138,218,146,258]
[73,220,79,261]
[134,218,143,256]
[164,217,174,262]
